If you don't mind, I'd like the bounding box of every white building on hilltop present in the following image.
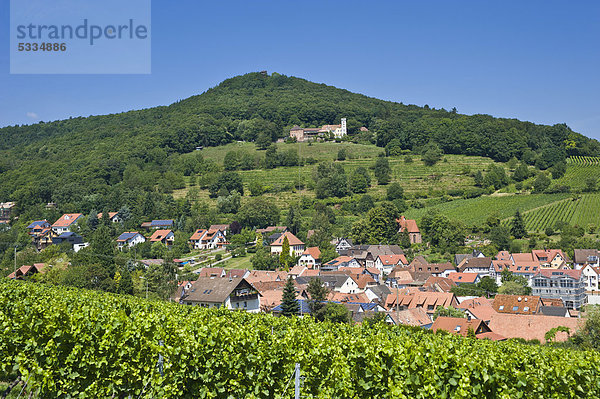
[289,118,347,141]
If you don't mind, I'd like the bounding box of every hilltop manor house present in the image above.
[289,118,347,141]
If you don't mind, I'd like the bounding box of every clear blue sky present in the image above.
[1,0,599,140]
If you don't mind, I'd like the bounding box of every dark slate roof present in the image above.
[151,219,174,227]
[117,232,139,241]
[272,299,311,314]
[27,220,49,229]
[366,285,391,300]
[539,306,569,317]
[182,277,246,303]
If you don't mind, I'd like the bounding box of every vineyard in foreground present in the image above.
[2,281,600,398]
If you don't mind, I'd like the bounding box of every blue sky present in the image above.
[1,0,599,140]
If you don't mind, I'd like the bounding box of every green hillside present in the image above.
[0,72,598,219]
[3,281,600,398]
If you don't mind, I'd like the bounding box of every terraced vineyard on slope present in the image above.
[501,194,600,232]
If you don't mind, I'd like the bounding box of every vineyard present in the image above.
[2,281,600,398]
[567,156,600,166]
[405,193,571,226]
[501,194,600,232]
[554,157,600,191]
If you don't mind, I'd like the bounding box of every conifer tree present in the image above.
[281,276,299,317]
[511,209,526,239]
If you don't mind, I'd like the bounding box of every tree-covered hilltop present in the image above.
[0,72,598,216]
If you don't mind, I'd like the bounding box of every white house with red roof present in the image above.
[397,216,422,244]
[581,264,600,292]
[270,232,305,257]
[375,254,409,275]
[189,228,227,249]
[97,212,121,223]
[298,247,321,268]
[150,229,175,246]
[52,213,83,234]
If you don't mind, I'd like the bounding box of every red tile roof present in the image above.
[52,213,83,228]
[190,229,207,241]
[491,294,541,315]
[271,232,304,247]
[432,317,494,338]
[397,215,420,233]
[302,247,321,259]
[447,273,479,284]
[378,254,409,266]
[423,276,456,292]
[487,313,582,342]
[150,229,173,242]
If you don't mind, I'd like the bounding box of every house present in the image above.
[334,238,353,255]
[410,257,456,277]
[26,220,51,234]
[458,257,492,276]
[298,247,321,268]
[364,285,392,303]
[491,294,541,315]
[457,297,496,323]
[0,202,16,223]
[289,118,347,141]
[490,259,539,287]
[256,226,288,235]
[397,216,422,244]
[31,227,55,250]
[196,267,226,278]
[487,313,582,342]
[386,290,459,316]
[328,291,370,303]
[295,273,361,294]
[387,268,432,288]
[271,299,312,315]
[150,229,175,246]
[432,317,505,341]
[532,249,570,269]
[385,308,432,327]
[270,232,305,257]
[7,264,45,280]
[244,270,288,284]
[447,272,480,285]
[375,254,409,275]
[117,232,146,249]
[321,256,361,271]
[454,250,485,266]
[180,277,260,312]
[423,276,457,293]
[582,264,600,292]
[142,219,174,229]
[51,232,85,249]
[189,229,227,250]
[97,212,121,223]
[52,213,83,234]
[531,269,586,310]
[574,249,600,269]
[209,224,230,236]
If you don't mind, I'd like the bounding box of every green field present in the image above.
[404,193,571,226]
[2,281,600,398]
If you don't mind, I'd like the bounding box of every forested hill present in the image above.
[0,72,598,215]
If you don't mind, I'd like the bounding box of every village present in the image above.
[8,203,600,344]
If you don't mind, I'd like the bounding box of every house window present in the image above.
[244,301,247,308]
[512,306,519,311]
[523,307,529,312]
[499,305,504,310]
[427,305,434,311]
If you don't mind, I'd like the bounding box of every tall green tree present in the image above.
[279,236,293,269]
[373,157,391,185]
[281,277,299,317]
[307,277,328,317]
[511,210,527,239]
